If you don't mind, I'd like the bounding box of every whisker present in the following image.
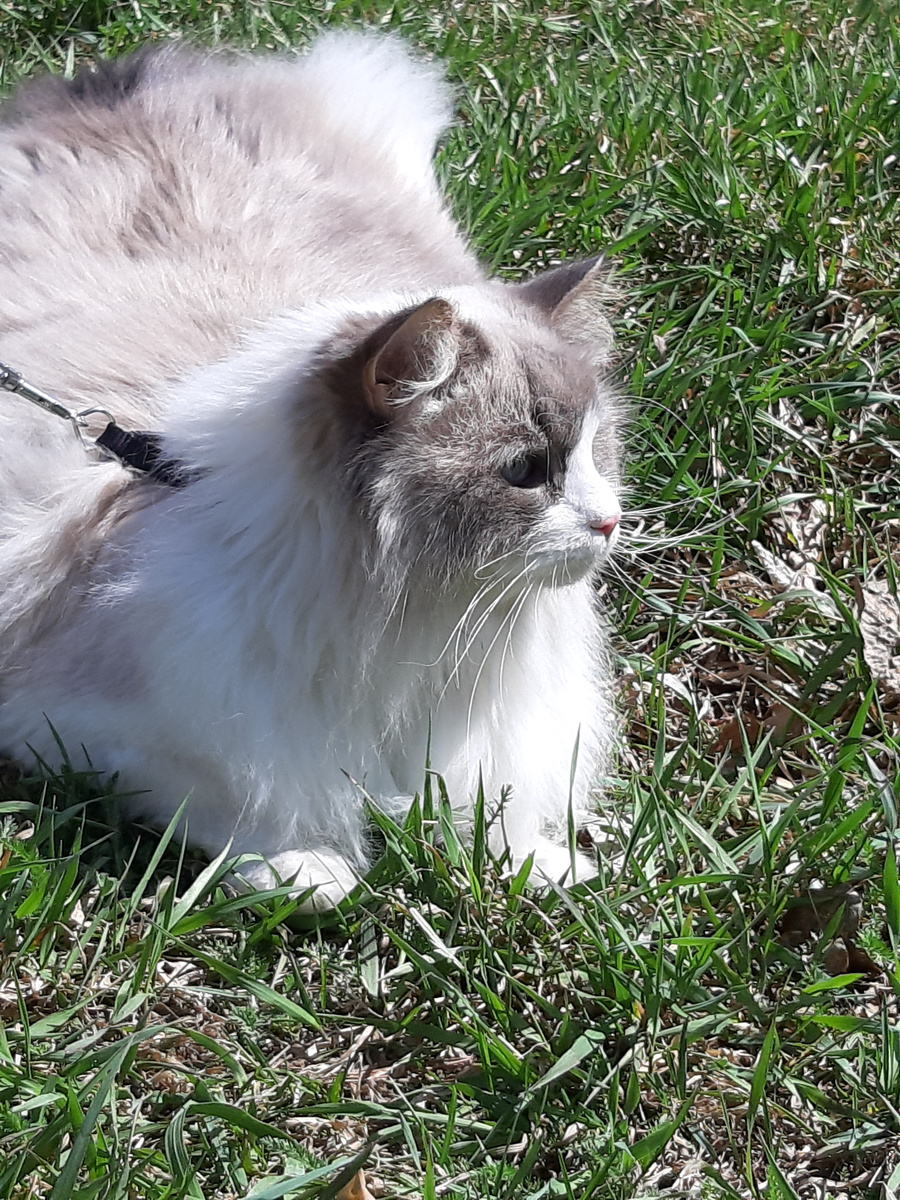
[419,574,508,672]
[497,581,535,698]
[615,504,745,553]
[473,547,519,580]
[465,579,534,740]
[442,565,531,699]
[432,551,524,670]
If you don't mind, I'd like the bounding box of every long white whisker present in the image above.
[473,548,519,580]
[445,571,521,670]
[465,576,534,739]
[397,571,509,673]
[436,566,532,704]
[497,581,535,699]
[450,565,531,679]
[436,549,522,668]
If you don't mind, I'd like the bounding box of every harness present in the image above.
[0,360,191,489]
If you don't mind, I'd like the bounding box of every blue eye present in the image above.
[501,451,550,489]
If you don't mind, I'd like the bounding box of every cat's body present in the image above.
[0,34,622,904]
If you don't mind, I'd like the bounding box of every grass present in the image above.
[1,0,900,1196]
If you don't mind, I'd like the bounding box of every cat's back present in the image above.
[0,33,480,434]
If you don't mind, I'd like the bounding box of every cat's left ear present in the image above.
[362,298,458,420]
[514,256,616,360]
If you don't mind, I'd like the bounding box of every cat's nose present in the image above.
[589,513,621,538]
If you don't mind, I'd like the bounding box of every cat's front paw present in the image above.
[521,837,597,888]
[235,848,360,911]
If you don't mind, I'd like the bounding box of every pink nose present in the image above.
[589,513,621,538]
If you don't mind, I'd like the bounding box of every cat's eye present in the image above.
[501,451,550,489]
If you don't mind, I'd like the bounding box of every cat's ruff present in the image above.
[0,32,624,908]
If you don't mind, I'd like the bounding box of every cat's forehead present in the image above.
[462,312,603,430]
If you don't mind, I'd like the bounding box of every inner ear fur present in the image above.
[362,297,458,419]
[515,256,616,360]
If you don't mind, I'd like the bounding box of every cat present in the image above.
[0,32,623,907]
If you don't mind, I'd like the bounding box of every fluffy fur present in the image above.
[0,33,623,906]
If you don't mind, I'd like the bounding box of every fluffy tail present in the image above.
[299,31,453,189]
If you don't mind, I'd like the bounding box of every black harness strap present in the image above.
[95,422,192,489]
[0,358,192,490]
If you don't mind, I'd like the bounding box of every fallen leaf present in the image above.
[709,713,761,756]
[856,579,900,695]
[822,938,849,975]
[752,540,802,591]
[778,498,829,559]
[765,700,805,742]
[336,1169,376,1200]
[846,943,882,977]
[751,526,840,621]
[779,886,862,947]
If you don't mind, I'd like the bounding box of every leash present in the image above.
[0,360,191,489]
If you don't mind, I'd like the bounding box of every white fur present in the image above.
[0,35,620,906]
[297,32,453,190]
[530,409,622,578]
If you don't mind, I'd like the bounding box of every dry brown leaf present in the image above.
[846,943,882,977]
[777,498,829,559]
[709,713,761,756]
[751,540,840,620]
[336,1169,375,1200]
[779,886,862,947]
[752,541,803,591]
[708,701,804,758]
[765,700,805,742]
[857,579,900,695]
[822,938,849,975]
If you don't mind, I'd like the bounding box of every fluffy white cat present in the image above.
[0,33,622,906]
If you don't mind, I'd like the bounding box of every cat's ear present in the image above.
[363,298,458,419]
[515,256,616,360]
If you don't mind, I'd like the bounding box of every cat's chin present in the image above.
[524,546,603,586]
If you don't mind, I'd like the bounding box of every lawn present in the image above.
[1,1,899,1197]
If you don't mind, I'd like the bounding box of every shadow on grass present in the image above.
[0,755,213,897]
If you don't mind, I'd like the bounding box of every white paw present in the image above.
[234,848,360,911]
[522,837,597,888]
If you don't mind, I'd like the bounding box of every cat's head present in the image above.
[312,257,623,592]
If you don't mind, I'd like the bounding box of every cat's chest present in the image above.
[377,592,540,717]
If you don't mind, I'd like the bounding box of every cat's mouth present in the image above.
[523,538,615,585]
[520,507,621,585]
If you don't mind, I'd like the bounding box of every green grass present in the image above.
[1,0,900,1196]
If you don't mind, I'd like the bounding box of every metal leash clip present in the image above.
[0,359,93,428]
[0,359,191,489]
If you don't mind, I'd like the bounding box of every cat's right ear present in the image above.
[514,256,616,361]
[362,298,458,420]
